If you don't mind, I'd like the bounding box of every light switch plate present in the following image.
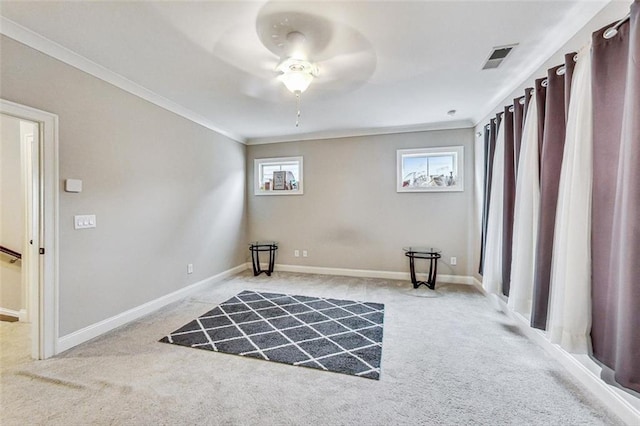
[74,214,96,229]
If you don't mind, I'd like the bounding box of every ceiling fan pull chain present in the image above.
[296,91,301,127]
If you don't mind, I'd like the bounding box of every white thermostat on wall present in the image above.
[65,179,83,193]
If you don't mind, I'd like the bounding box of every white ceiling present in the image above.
[0,1,613,144]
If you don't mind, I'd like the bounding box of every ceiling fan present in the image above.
[213,1,377,126]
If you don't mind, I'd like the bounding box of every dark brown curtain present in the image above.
[531,63,568,330]
[517,88,534,173]
[503,89,531,294]
[534,78,547,164]
[591,1,640,393]
[513,95,525,173]
[501,105,515,296]
[479,119,497,274]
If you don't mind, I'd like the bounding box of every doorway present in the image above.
[0,114,36,365]
[0,99,58,360]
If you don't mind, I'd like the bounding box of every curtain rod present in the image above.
[543,11,631,85]
[540,11,630,86]
[542,12,631,83]
[543,55,578,84]
[604,13,631,39]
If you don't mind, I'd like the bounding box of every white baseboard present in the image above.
[478,286,640,425]
[438,274,477,286]
[56,263,248,354]
[56,262,470,354]
[266,263,477,285]
[0,307,27,321]
[53,261,638,422]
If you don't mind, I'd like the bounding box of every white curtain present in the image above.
[507,94,540,316]
[482,120,505,295]
[474,130,486,271]
[547,46,593,353]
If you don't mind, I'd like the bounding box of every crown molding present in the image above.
[0,16,246,144]
[246,119,474,145]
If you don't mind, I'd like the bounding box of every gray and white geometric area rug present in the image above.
[160,290,385,380]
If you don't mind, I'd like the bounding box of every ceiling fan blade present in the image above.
[286,49,375,96]
[317,51,377,83]
[241,75,289,102]
[213,24,279,78]
[313,21,374,63]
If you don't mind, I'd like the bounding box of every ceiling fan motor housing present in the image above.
[277,58,319,76]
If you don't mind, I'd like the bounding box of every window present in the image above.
[397,146,464,192]
[254,156,304,195]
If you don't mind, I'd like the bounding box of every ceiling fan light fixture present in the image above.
[276,58,318,93]
[278,70,314,93]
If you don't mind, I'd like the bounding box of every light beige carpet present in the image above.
[0,271,624,425]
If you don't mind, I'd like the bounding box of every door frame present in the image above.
[1,99,59,359]
[20,126,36,326]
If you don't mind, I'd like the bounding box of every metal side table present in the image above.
[403,247,441,289]
[249,241,278,276]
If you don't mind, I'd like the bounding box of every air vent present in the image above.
[482,44,518,70]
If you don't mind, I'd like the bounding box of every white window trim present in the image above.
[397,146,464,192]
[254,156,304,196]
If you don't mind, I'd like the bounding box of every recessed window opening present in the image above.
[254,156,304,195]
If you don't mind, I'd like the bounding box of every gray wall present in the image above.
[247,129,475,276]
[0,36,247,336]
[0,114,24,312]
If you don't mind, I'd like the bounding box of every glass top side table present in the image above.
[402,247,442,289]
[249,241,278,276]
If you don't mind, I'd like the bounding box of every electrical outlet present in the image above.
[187,263,193,274]
[303,250,308,257]
[294,250,300,257]
[450,257,457,266]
